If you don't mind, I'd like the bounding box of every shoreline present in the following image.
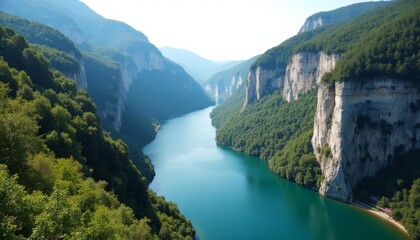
[351,201,410,237]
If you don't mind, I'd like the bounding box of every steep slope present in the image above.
[0,27,195,239]
[1,0,213,146]
[0,11,155,182]
[0,11,88,89]
[243,1,393,110]
[204,55,259,103]
[160,46,243,84]
[298,1,391,33]
[311,2,419,201]
[212,0,419,211]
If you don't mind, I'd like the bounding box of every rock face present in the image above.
[298,17,324,34]
[204,74,244,104]
[283,52,340,102]
[100,48,165,131]
[242,67,283,111]
[312,78,420,201]
[242,51,339,109]
[73,56,88,89]
[204,55,258,103]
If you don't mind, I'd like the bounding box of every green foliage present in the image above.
[252,28,327,71]
[0,27,195,239]
[299,1,391,33]
[322,5,420,84]
[389,179,420,239]
[32,44,80,73]
[253,0,419,85]
[149,191,196,240]
[0,11,79,55]
[355,150,420,239]
[212,89,321,188]
[211,88,246,128]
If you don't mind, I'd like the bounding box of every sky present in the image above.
[80,0,377,61]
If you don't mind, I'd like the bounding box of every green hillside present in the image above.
[298,1,391,33]
[211,2,420,237]
[0,26,195,239]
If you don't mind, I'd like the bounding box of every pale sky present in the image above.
[80,0,378,61]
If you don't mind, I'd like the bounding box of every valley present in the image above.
[0,0,418,239]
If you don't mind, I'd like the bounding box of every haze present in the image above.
[80,0,378,61]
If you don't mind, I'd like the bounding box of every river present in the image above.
[143,107,409,240]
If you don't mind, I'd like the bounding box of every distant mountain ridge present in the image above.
[1,0,213,149]
[204,55,259,102]
[160,46,243,84]
[298,1,391,33]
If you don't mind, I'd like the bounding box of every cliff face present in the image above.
[204,74,244,103]
[243,51,338,109]
[100,48,165,131]
[283,52,340,102]
[73,56,88,89]
[204,55,258,103]
[242,67,283,111]
[312,79,420,201]
[298,17,324,34]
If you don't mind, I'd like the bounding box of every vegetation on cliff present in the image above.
[0,26,195,239]
[212,89,321,188]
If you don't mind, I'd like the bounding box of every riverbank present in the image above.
[352,201,410,237]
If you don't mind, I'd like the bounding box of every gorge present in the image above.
[0,0,418,239]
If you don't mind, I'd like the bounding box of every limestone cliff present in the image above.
[204,74,243,104]
[70,56,88,89]
[298,17,324,34]
[283,52,340,102]
[312,79,420,201]
[100,47,165,131]
[242,51,338,109]
[242,66,283,111]
[204,55,258,103]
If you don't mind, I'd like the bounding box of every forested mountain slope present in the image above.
[1,0,213,148]
[211,0,420,237]
[0,26,195,239]
[298,1,391,33]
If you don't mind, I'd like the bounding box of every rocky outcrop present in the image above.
[105,48,165,131]
[242,52,339,109]
[283,52,340,102]
[204,75,244,103]
[298,17,324,34]
[132,49,165,73]
[312,78,420,201]
[73,56,88,89]
[242,67,283,111]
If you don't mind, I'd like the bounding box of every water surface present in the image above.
[143,107,408,240]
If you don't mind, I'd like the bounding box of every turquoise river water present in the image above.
[143,107,409,240]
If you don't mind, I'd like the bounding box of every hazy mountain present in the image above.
[204,55,259,102]
[1,0,213,148]
[160,46,243,84]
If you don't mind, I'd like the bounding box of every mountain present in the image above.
[160,46,243,84]
[298,1,391,33]
[203,55,259,103]
[1,0,213,148]
[0,26,195,238]
[211,0,419,237]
